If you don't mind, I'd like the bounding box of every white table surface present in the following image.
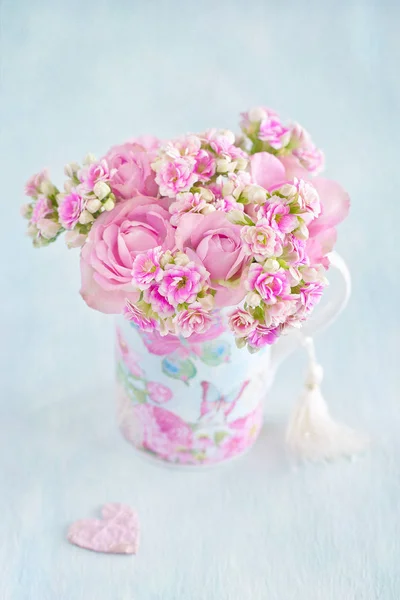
[1,1,399,598]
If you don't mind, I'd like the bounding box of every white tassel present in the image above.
[286,336,369,461]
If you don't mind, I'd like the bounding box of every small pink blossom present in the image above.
[294,179,321,221]
[300,282,324,311]
[24,169,49,197]
[169,192,208,226]
[214,196,243,212]
[246,324,280,349]
[159,262,209,306]
[228,308,256,337]
[261,200,298,234]
[154,157,198,197]
[131,247,163,290]
[246,264,290,304]
[147,381,173,404]
[165,135,202,159]
[36,218,61,239]
[194,149,216,181]
[265,300,298,327]
[30,195,53,224]
[143,284,175,317]
[123,300,158,332]
[258,111,291,149]
[290,124,325,174]
[241,220,283,260]
[175,302,214,338]
[78,159,112,192]
[58,191,84,229]
[282,234,307,265]
[208,132,247,162]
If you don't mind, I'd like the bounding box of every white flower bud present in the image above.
[63,180,74,193]
[37,218,61,239]
[159,318,176,336]
[295,221,309,240]
[201,204,216,215]
[20,203,32,219]
[83,153,96,165]
[160,251,173,268]
[235,157,248,171]
[40,180,55,196]
[219,129,235,145]
[26,223,39,238]
[64,162,80,178]
[174,252,190,267]
[216,158,231,173]
[78,210,94,225]
[93,181,110,200]
[86,198,102,213]
[279,183,297,199]
[221,179,235,196]
[245,185,267,204]
[226,210,253,226]
[198,187,214,202]
[288,266,302,285]
[65,230,87,248]
[197,294,215,311]
[246,291,261,308]
[248,107,267,122]
[264,258,280,273]
[102,198,115,212]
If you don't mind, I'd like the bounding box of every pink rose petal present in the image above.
[308,178,350,236]
[250,152,286,190]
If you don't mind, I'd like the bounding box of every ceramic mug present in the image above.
[116,252,351,467]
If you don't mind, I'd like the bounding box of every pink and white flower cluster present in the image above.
[22,107,349,350]
[240,106,325,175]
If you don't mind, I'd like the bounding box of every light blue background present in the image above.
[1,1,399,599]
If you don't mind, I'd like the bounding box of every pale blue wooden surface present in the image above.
[1,1,399,598]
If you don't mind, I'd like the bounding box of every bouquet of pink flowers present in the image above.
[22,107,349,352]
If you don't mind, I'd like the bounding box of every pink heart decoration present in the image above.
[67,503,140,554]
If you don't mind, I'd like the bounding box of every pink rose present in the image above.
[80,195,174,313]
[175,212,250,307]
[147,382,173,404]
[105,142,158,200]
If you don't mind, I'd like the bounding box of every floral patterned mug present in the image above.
[116,252,350,467]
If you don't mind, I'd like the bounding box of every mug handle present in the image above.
[270,251,351,371]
